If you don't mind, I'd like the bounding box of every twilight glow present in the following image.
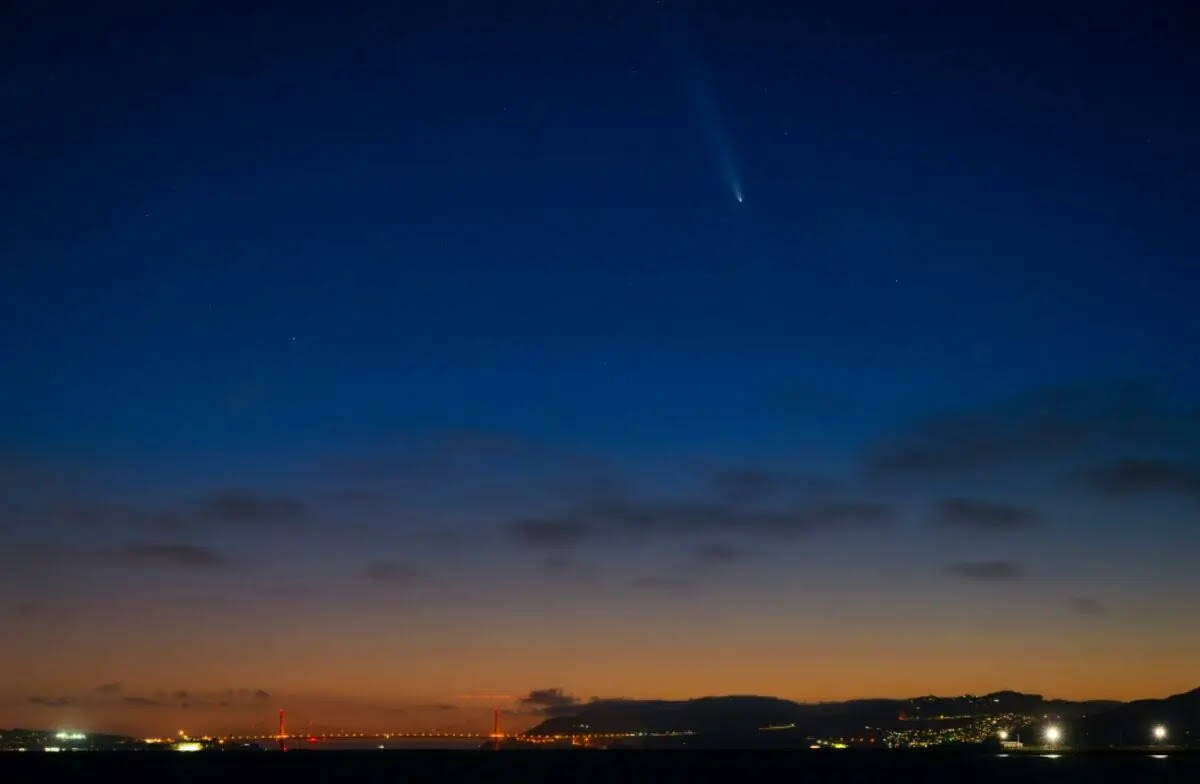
[2,1,1198,739]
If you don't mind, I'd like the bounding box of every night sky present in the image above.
[3,0,1199,736]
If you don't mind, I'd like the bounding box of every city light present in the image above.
[1153,724,1167,741]
[1043,725,1062,745]
[54,731,85,740]
[173,742,203,752]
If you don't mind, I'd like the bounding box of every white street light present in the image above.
[1153,725,1167,742]
[997,730,1009,741]
[1043,725,1062,746]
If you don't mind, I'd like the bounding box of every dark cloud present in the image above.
[519,688,580,716]
[706,468,842,503]
[26,685,272,709]
[416,703,459,711]
[325,488,395,506]
[117,687,270,708]
[693,542,751,566]
[46,503,137,530]
[631,575,694,593]
[945,560,1022,580]
[12,601,43,617]
[7,487,308,538]
[709,468,781,503]
[870,435,1072,478]
[607,498,893,537]
[867,383,1179,479]
[435,429,536,458]
[506,498,892,550]
[330,430,538,482]
[1083,459,1200,497]
[539,555,597,581]
[1068,596,1106,615]
[116,544,226,569]
[934,498,1040,531]
[362,561,419,583]
[507,519,590,548]
[199,490,305,526]
[1,500,147,535]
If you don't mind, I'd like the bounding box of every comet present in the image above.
[665,15,745,204]
[691,77,744,204]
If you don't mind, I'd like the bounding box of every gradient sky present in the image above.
[3,0,1199,736]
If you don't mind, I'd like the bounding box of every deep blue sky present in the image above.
[2,0,1199,733]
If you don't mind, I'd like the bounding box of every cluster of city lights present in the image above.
[995,723,1170,747]
[41,731,86,751]
[13,722,1177,754]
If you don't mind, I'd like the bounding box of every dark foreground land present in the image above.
[3,750,1199,783]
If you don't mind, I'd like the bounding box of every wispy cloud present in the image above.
[505,497,892,551]
[1083,459,1200,497]
[116,544,227,569]
[539,555,597,581]
[945,560,1022,581]
[868,383,1183,479]
[362,561,419,583]
[506,519,590,548]
[197,490,306,527]
[630,575,694,593]
[934,498,1040,531]
[692,542,751,566]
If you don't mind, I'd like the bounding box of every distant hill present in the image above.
[529,696,813,739]
[1079,687,1200,746]
[522,689,1199,749]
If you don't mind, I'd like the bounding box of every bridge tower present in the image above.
[492,707,502,738]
